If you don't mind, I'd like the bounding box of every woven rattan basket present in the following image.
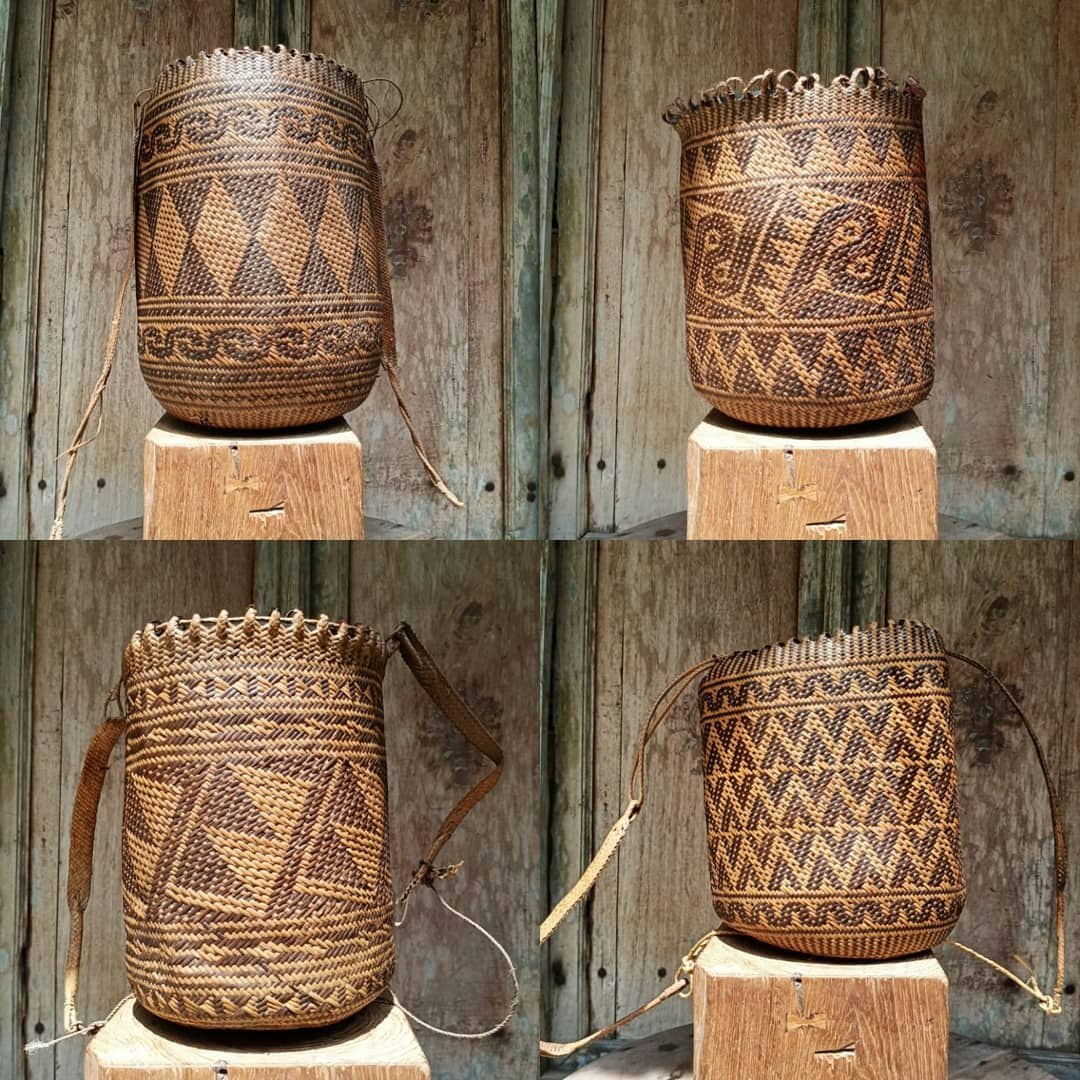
[64,610,504,1032]
[665,68,935,429]
[135,48,390,430]
[699,621,964,958]
[540,622,1067,1058]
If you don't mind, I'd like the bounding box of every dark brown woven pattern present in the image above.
[135,48,384,429]
[666,68,934,428]
[119,609,394,1028]
[698,620,965,959]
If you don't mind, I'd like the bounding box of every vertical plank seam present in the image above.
[1,0,52,536]
[1040,0,1063,536]
[10,543,37,1079]
[606,77,630,536]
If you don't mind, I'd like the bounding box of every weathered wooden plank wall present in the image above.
[547,0,801,538]
[548,0,1080,539]
[12,541,541,1080]
[346,541,542,1079]
[887,542,1080,1051]
[23,542,257,1080]
[544,542,802,1044]
[1,0,539,539]
[311,0,516,539]
[0,542,35,1080]
[881,2,1080,537]
[25,0,235,540]
[545,540,1080,1053]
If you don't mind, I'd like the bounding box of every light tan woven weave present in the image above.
[666,68,934,428]
[65,610,503,1031]
[136,48,386,430]
[699,621,965,958]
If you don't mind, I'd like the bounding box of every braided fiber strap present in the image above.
[541,659,716,1057]
[540,644,1068,1058]
[65,617,511,1035]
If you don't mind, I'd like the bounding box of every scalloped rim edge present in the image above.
[123,606,387,659]
[664,66,924,125]
[151,45,365,96]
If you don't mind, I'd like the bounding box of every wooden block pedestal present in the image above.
[693,935,949,1080]
[687,410,937,539]
[144,415,364,539]
[85,997,430,1079]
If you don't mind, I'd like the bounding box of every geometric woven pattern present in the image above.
[120,609,394,1029]
[666,69,935,428]
[135,48,386,429]
[698,620,965,959]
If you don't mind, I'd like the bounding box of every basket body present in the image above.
[667,70,935,428]
[135,48,385,429]
[119,613,394,1028]
[698,621,965,959]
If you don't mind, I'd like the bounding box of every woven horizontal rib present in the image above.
[135,47,385,429]
[667,67,934,429]
[699,620,966,960]
[118,607,394,1029]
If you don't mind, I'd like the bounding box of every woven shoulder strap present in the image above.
[540,650,1069,1059]
[64,624,513,1035]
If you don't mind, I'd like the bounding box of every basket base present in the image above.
[85,995,430,1078]
[692,379,933,430]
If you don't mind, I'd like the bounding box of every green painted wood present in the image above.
[506,0,542,539]
[847,0,883,67]
[0,543,34,1080]
[544,540,598,1044]
[309,541,350,617]
[274,0,310,50]
[538,0,563,541]
[0,0,51,539]
[797,0,847,77]
[798,542,889,635]
[234,0,273,46]
[850,541,889,627]
[234,1,308,51]
[547,0,602,539]
[253,540,313,612]
[254,540,348,616]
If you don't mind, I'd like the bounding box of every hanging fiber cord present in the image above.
[540,657,718,1057]
[944,650,1067,1016]
[366,110,462,509]
[393,882,519,1039]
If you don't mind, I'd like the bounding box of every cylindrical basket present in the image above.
[64,609,506,1034]
[135,48,387,429]
[119,611,394,1028]
[665,68,935,429]
[698,620,966,958]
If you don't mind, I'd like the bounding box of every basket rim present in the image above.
[703,618,945,681]
[663,65,924,126]
[149,45,366,100]
[124,606,389,656]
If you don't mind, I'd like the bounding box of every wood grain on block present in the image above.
[84,997,430,1079]
[687,410,938,540]
[693,935,949,1080]
[143,416,364,540]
